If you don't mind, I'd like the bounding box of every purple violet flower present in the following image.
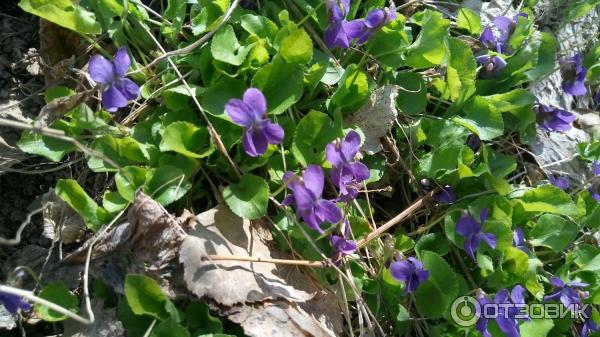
[543,276,589,308]
[324,0,352,49]
[282,165,342,233]
[432,185,456,204]
[467,134,481,151]
[479,13,527,54]
[535,104,576,132]
[560,53,588,96]
[456,208,497,260]
[88,47,140,112]
[512,228,530,254]
[475,286,528,337]
[0,291,31,314]
[476,55,507,78]
[582,306,599,337]
[225,88,284,157]
[326,131,370,202]
[589,161,600,203]
[548,174,569,190]
[390,257,430,294]
[330,236,357,264]
[344,4,396,45]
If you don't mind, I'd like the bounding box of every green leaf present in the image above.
[124,274,177,321]
[517,185,580,216]
[329,64,370,113]
[17,121,75,162]
[252,56,304,115]
[564,0,600,21]
[211,25,254,66]
[405,10,450,68]
[35,282,78,322]
[444,38,477,104]
[223,174,269,220]
[366,17,410,68]
[503,247,529,276]
[18,0,101,34]
[191,0,229,35]
[240,14,278,43]
[87,135,147,172]
[395,72,427,115]
[291,110,342,166]
[116,166,149,202]
[184,302,223,333]
[530,214,579,252]
[103,191,128,213]
[163,0,186,34]
[202,77,247,118]
[56,179,110,231]
[279,28,313,64]
[453,96,504,141]
[151,318,190,337]
[520,318,554,337]
[144,166,192,206]
[160,122,214,159]
[414,251,459,319]
[456,8,481,35]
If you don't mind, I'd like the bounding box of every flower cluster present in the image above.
[225,88,284,157]
[88,47,140,112]
[479,14,527,54]
[326,131,370,201]
[282,165,342,233]
[324,0,396,49]
[456,208,497,260]
[476,285,528,337]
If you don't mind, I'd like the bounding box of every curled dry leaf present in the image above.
[42,189,86,244]
[64,192,188,294]
[179,205,342,337]
[346,85,399,154]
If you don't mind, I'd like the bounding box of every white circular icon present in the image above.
[450,296,481,327]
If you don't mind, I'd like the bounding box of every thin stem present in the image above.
[357,191,434,248]
[206,254,326,267]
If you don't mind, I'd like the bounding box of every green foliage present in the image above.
[405,10,450,68]
[34,282,78,322]
[124,274,179,321]
[530,214,579,252]
[291,110,342,166]
[55,179,110,231]
[414,251,459,319]
[223,174,269,219]
[18,0,102,34]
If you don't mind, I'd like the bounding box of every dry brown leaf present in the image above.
[62,300,124,337]
[179,205,342,337]
[34,92,90,129]
[346,85,399,154]
[42,190,86,244]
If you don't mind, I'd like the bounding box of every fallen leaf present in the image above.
[346,85,399,154]
[62,300,124,337]
[0,306,16,331]
[42,189,86,244]
[179,205,341,337]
